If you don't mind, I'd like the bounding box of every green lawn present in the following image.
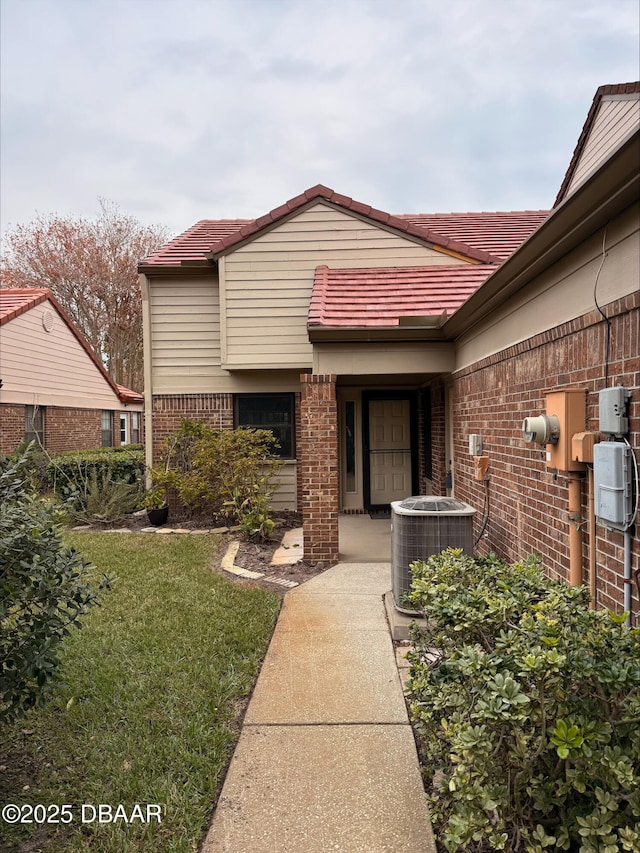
[0,532,281,852]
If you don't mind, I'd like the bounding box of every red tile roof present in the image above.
[396,210,549,261]
[139,186,548,270]
[0,287,50,324]
[116,384,144,404]
[0,287,142,404]
[308,264,498,328]
[555,82,640,206]
[139,219,251,268]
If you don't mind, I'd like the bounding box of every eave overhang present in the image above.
[308,325,448,343]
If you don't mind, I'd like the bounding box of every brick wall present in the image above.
[299,374,339,564]
[0,403,103,454]
[46,407,102,453]
[451,293,639,615]
[0,404,25,454]
[151,394,234,460]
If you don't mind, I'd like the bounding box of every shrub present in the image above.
[155,419,283,533]
[405,549,640,853]
[47,446,145,519]
[0,452,111,722]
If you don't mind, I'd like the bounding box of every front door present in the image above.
[364,394,416,509]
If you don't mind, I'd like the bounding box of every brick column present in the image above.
[299,374,339,565]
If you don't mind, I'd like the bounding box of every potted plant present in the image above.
[144,486,169,526]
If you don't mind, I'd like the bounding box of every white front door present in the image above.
[368,398,413,506]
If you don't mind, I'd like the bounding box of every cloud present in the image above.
[1,0,638,235]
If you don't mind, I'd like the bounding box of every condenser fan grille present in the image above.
[391,497,475,613]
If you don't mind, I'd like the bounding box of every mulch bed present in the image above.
[77,510,329,591]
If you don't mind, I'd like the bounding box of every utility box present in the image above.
[594,442,633,529]
[572,431,599,464]
[545,389,587,471]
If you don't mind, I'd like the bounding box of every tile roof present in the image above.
[139,186,548,270]
[396,210,549,261]
[555,82,640,207]
[139,219,251,268]
[308,264,498,328]
[0,287,142,404]
[0,287,50,324]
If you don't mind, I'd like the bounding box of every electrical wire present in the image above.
[622,436,639,531]
[593,226,611,387]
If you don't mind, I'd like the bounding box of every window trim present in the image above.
[101,410,114,447]
[25,405,45,447]
[234,393,296,459]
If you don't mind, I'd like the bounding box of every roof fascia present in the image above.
[555,82,640,206]
[206,195,490,263]
[443,127,640,339]
[138,263,218,277]
[308,325,448,343]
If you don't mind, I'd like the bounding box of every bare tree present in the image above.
[1,200,169,391]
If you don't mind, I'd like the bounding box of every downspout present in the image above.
[567,473,583,587]
[139,273,154,487]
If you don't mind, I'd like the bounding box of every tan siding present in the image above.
[271,461,297,510]
[455,203,639,370]
[567,96,640,196]
[0,300,121,409]
[223,202,460,368]
[150,275,222,393]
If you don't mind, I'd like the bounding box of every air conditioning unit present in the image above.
[391,496,476,613]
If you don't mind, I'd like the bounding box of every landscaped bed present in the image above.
[0,532,281,853]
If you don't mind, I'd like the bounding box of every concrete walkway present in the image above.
[201,561,436,853]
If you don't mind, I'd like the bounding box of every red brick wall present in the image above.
[0,404,103,454]
[0,405,25,455]
[299,374,339,564]
[151,394,234,460]
[452,293,639,615]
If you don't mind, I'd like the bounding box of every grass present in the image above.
[0,532,281,852]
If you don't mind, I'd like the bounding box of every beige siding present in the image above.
[0,299,121,409]
[223,202,461,368]
[150,275,221,394]
[455,203,639,370]
[314,342,455,375]
[271,460,297,510]
[567,95,640,197]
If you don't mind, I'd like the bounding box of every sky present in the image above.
[1,0,639,240]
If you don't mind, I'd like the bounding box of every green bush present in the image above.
[47,446,145,518]
[405,549,640,853]
[0,452,111,722]
[155,419,283,533]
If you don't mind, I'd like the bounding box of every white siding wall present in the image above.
[222,202,461,368]
[0,300,121,409]
[567,95,640,197]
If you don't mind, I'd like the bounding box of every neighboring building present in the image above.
[0,288,143,455]
[140,81,639,615]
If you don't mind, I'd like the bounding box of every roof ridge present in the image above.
[205,185,499,264]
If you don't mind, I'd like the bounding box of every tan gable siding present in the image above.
[150,275,221,393]
[223,202,458,368]
[566,95,640,197]
[0,299,121,409]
